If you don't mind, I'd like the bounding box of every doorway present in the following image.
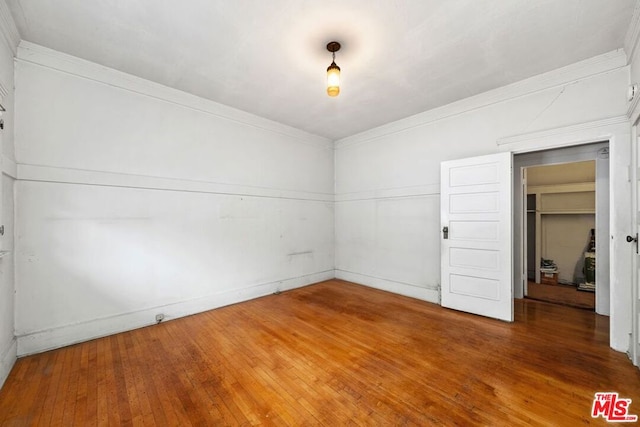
[513,142,610,315]
[523,161,596,310]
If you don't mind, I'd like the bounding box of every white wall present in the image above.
[335,52,633,351]
[0,1,18,388]
[14,43,335,355]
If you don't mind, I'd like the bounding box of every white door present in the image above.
[441,152,513,321]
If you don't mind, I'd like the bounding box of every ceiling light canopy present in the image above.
[326,41,341,97]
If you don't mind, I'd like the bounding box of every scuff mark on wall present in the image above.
[287,251,313,257]
[524,82,577,132]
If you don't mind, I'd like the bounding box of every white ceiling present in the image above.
[6,0,638,140]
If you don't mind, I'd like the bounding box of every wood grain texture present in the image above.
[1,279,638,426]
[527,281,595,310]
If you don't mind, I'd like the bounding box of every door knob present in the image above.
[443,226,449,240]
[626,234,638,254]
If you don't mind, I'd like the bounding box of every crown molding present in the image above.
[16,41,333,150]
[0,1,19,54]
[336,50,627,149]
[624,0,640,67]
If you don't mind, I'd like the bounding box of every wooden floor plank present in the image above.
[95,337,110,426]
[0,354,38,425]
[84,341,98,425]
[127,329,168,427]
[72,342,89,426]
[61,342,82,426]
[1,279,639,426]
[527,280,595,309]
[36,349,65,426]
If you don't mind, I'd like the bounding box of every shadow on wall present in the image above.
[17,187,334,341]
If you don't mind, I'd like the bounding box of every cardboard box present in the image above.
[541,272,558,285]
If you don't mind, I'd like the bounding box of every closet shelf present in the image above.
[539,210,595,215]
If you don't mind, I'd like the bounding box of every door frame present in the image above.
[630,123,639,367]
[497,116,632,353]
[515,146,609,312]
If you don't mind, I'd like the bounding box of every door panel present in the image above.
[450,274,500,300]
[449,220,499,241]
[441,152,513,321]
[450,163,500,186]
[450,192,499,213]
[449,248,500,270]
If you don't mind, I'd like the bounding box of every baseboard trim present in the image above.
[335,270,439,304]
[0,338,17,389]
[16,270,335,356]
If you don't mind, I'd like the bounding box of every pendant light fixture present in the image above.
[326,41,341,97]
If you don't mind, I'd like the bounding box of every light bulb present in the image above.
[327,62,340,97]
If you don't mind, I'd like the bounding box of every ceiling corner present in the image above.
[624,0,640,65]
[0,0,20,54]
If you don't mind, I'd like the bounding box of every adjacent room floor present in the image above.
[0,280,637,425]
[526,280,596,310]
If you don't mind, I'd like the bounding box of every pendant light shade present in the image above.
[326,42,341,97]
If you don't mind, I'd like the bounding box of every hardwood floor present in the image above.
[1,279,638,426]
[527,280,595,310]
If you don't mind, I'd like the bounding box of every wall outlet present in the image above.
[155,313,165,323]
